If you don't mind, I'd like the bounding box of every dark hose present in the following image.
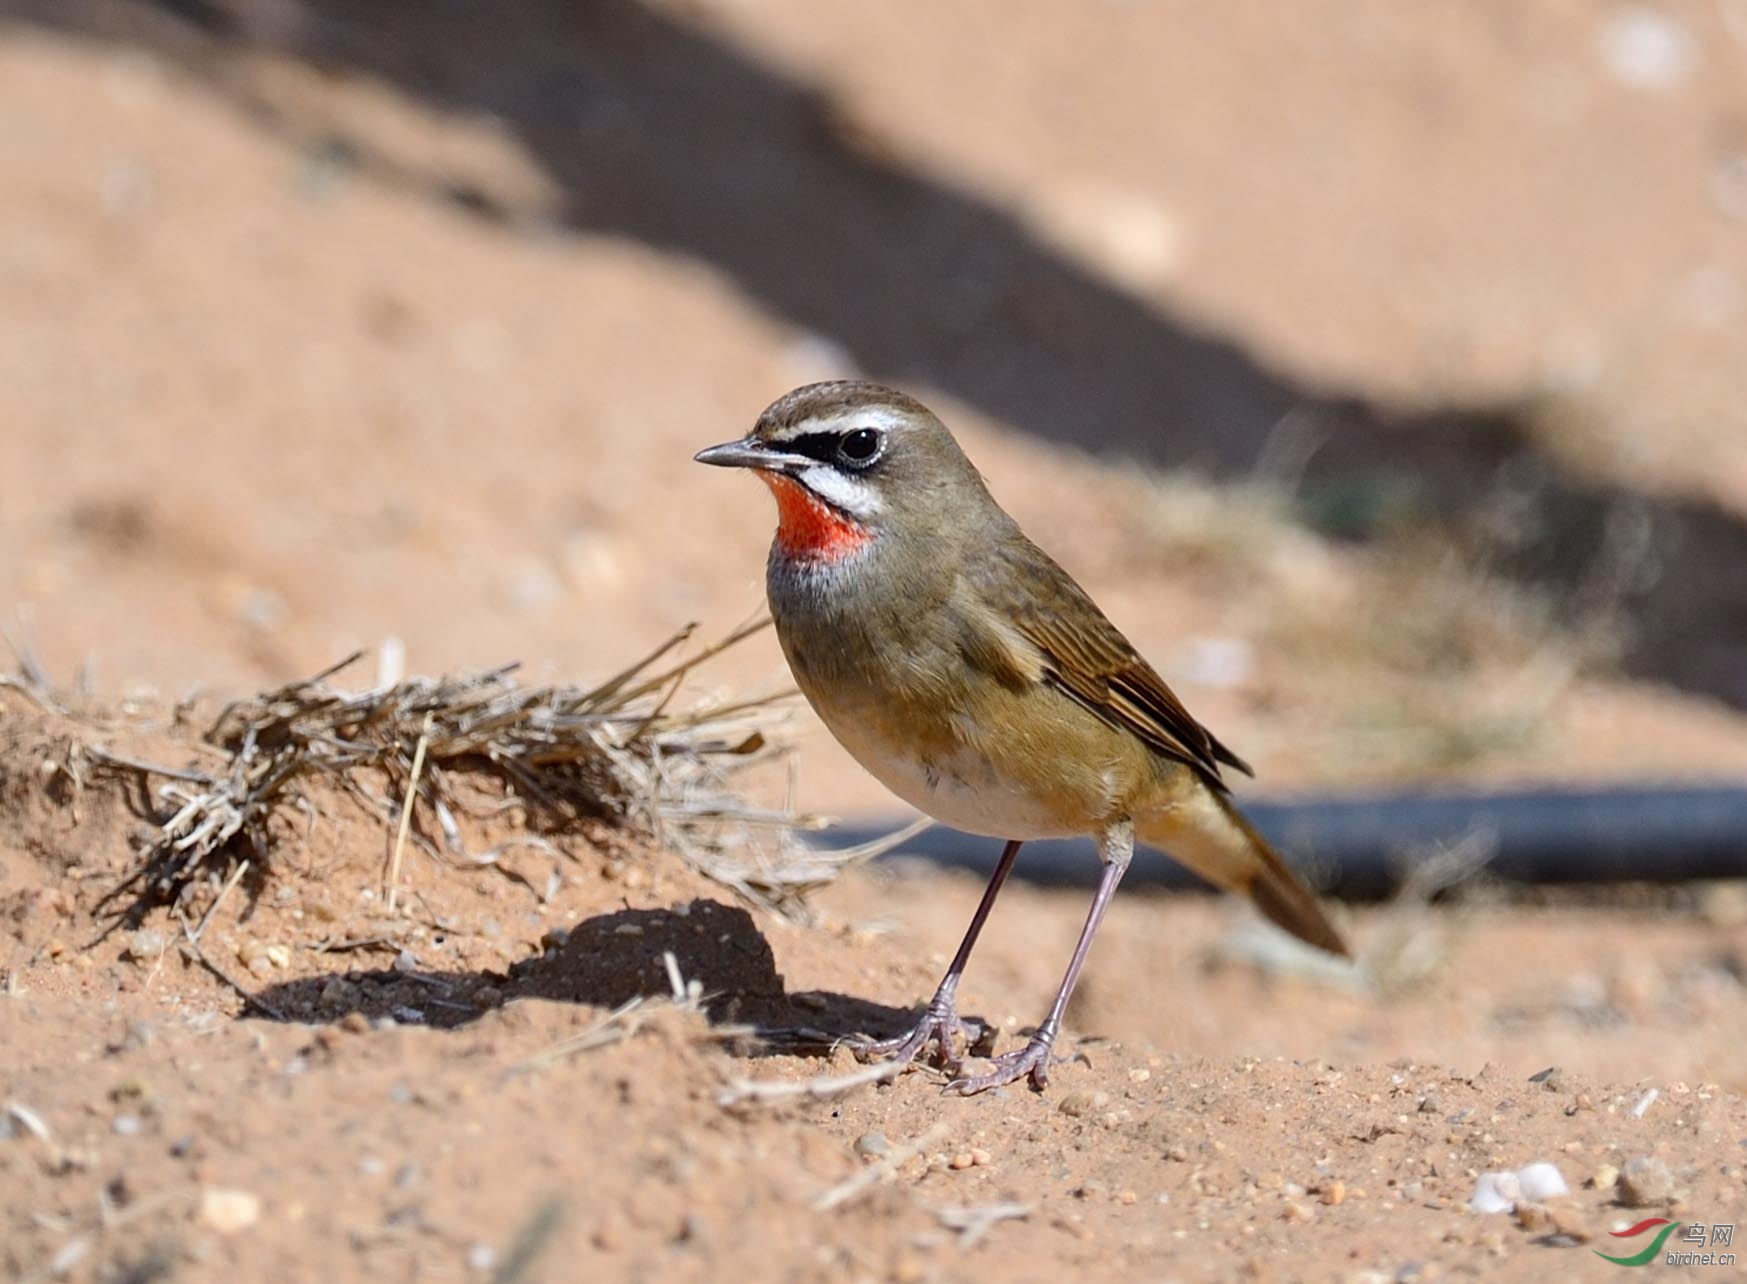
[824,784,1747,898]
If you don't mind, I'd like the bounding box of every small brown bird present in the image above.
[697,381,1348,1094]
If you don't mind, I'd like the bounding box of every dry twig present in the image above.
[813,1122,950,1212]
[934,1202,1031,1250]
[86,619,855,923]
[717,1057,908,1108]
[384,712,432,912]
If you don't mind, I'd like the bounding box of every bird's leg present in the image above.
[948,822,1134,1095]
[854,839,1023,1073]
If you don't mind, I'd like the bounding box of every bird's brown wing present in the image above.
[965,536,1251,787]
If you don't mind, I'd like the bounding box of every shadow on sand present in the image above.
[12,0,1747,708]
[254,897,928,1058]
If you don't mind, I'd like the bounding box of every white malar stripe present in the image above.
[799,464,882,518]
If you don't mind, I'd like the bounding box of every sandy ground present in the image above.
[5,695,1747,1284]
[5,2,1747,1281]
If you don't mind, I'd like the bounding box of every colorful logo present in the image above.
[1595,1217,1736,1267]
[1594,1218,1684,1266]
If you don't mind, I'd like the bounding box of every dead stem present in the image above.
[87,620,859,924]
[812,1122,950,1212]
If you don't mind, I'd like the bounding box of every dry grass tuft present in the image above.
[79,618,846,924]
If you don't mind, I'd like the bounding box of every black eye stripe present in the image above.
[782,432,846,464]
[779,429,884,467]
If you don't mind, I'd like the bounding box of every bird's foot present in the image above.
[853,994,992,1074]
[943,1031,1056,1096]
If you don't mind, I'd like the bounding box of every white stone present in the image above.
[1469,1170,1521,1214]
[1598,8,1697,91]
[199,1188,262,1234]
[1470,1161,1569,1212]
[1516,1162,1571,1201]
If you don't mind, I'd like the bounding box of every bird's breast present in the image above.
[822,712,1091,839]
[767,547,1146,840]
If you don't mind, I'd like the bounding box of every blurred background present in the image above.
[4,0,1747,815]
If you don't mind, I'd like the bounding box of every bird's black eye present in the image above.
[837,427,883,467]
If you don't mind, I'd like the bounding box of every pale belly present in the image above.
[820,705,1087,841]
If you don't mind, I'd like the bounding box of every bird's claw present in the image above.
[942,1034,1056,1095]
[856,1006,1060,1095]
[853,998,992,1074]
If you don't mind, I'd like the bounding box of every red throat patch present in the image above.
[760,473,873,562]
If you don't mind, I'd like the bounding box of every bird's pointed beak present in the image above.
[694,437,807,473]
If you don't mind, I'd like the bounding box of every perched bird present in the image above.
[697,381,1348,1094]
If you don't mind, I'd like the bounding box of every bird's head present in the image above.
[695,381,993,562]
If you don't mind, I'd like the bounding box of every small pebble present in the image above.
[199,1187,262,1234]
[1590,1164,1620,1191]
[854,1132,891,1159]
[1059,1091,1110,1118]
[1320,1180,1347,1206]
[112,1114,142,1136]
[1514,1201,1553,1233]
[1618,1155,1675,1207]
[123,929,164,962]
[1283,1200,1314,1223]
[969,1147,993,1167]
[1529,1066,1567,1093]
[467,1243,496,1272]
[950,1151,976,1170]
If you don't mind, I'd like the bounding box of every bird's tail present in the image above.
[1138,787,1350,958]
